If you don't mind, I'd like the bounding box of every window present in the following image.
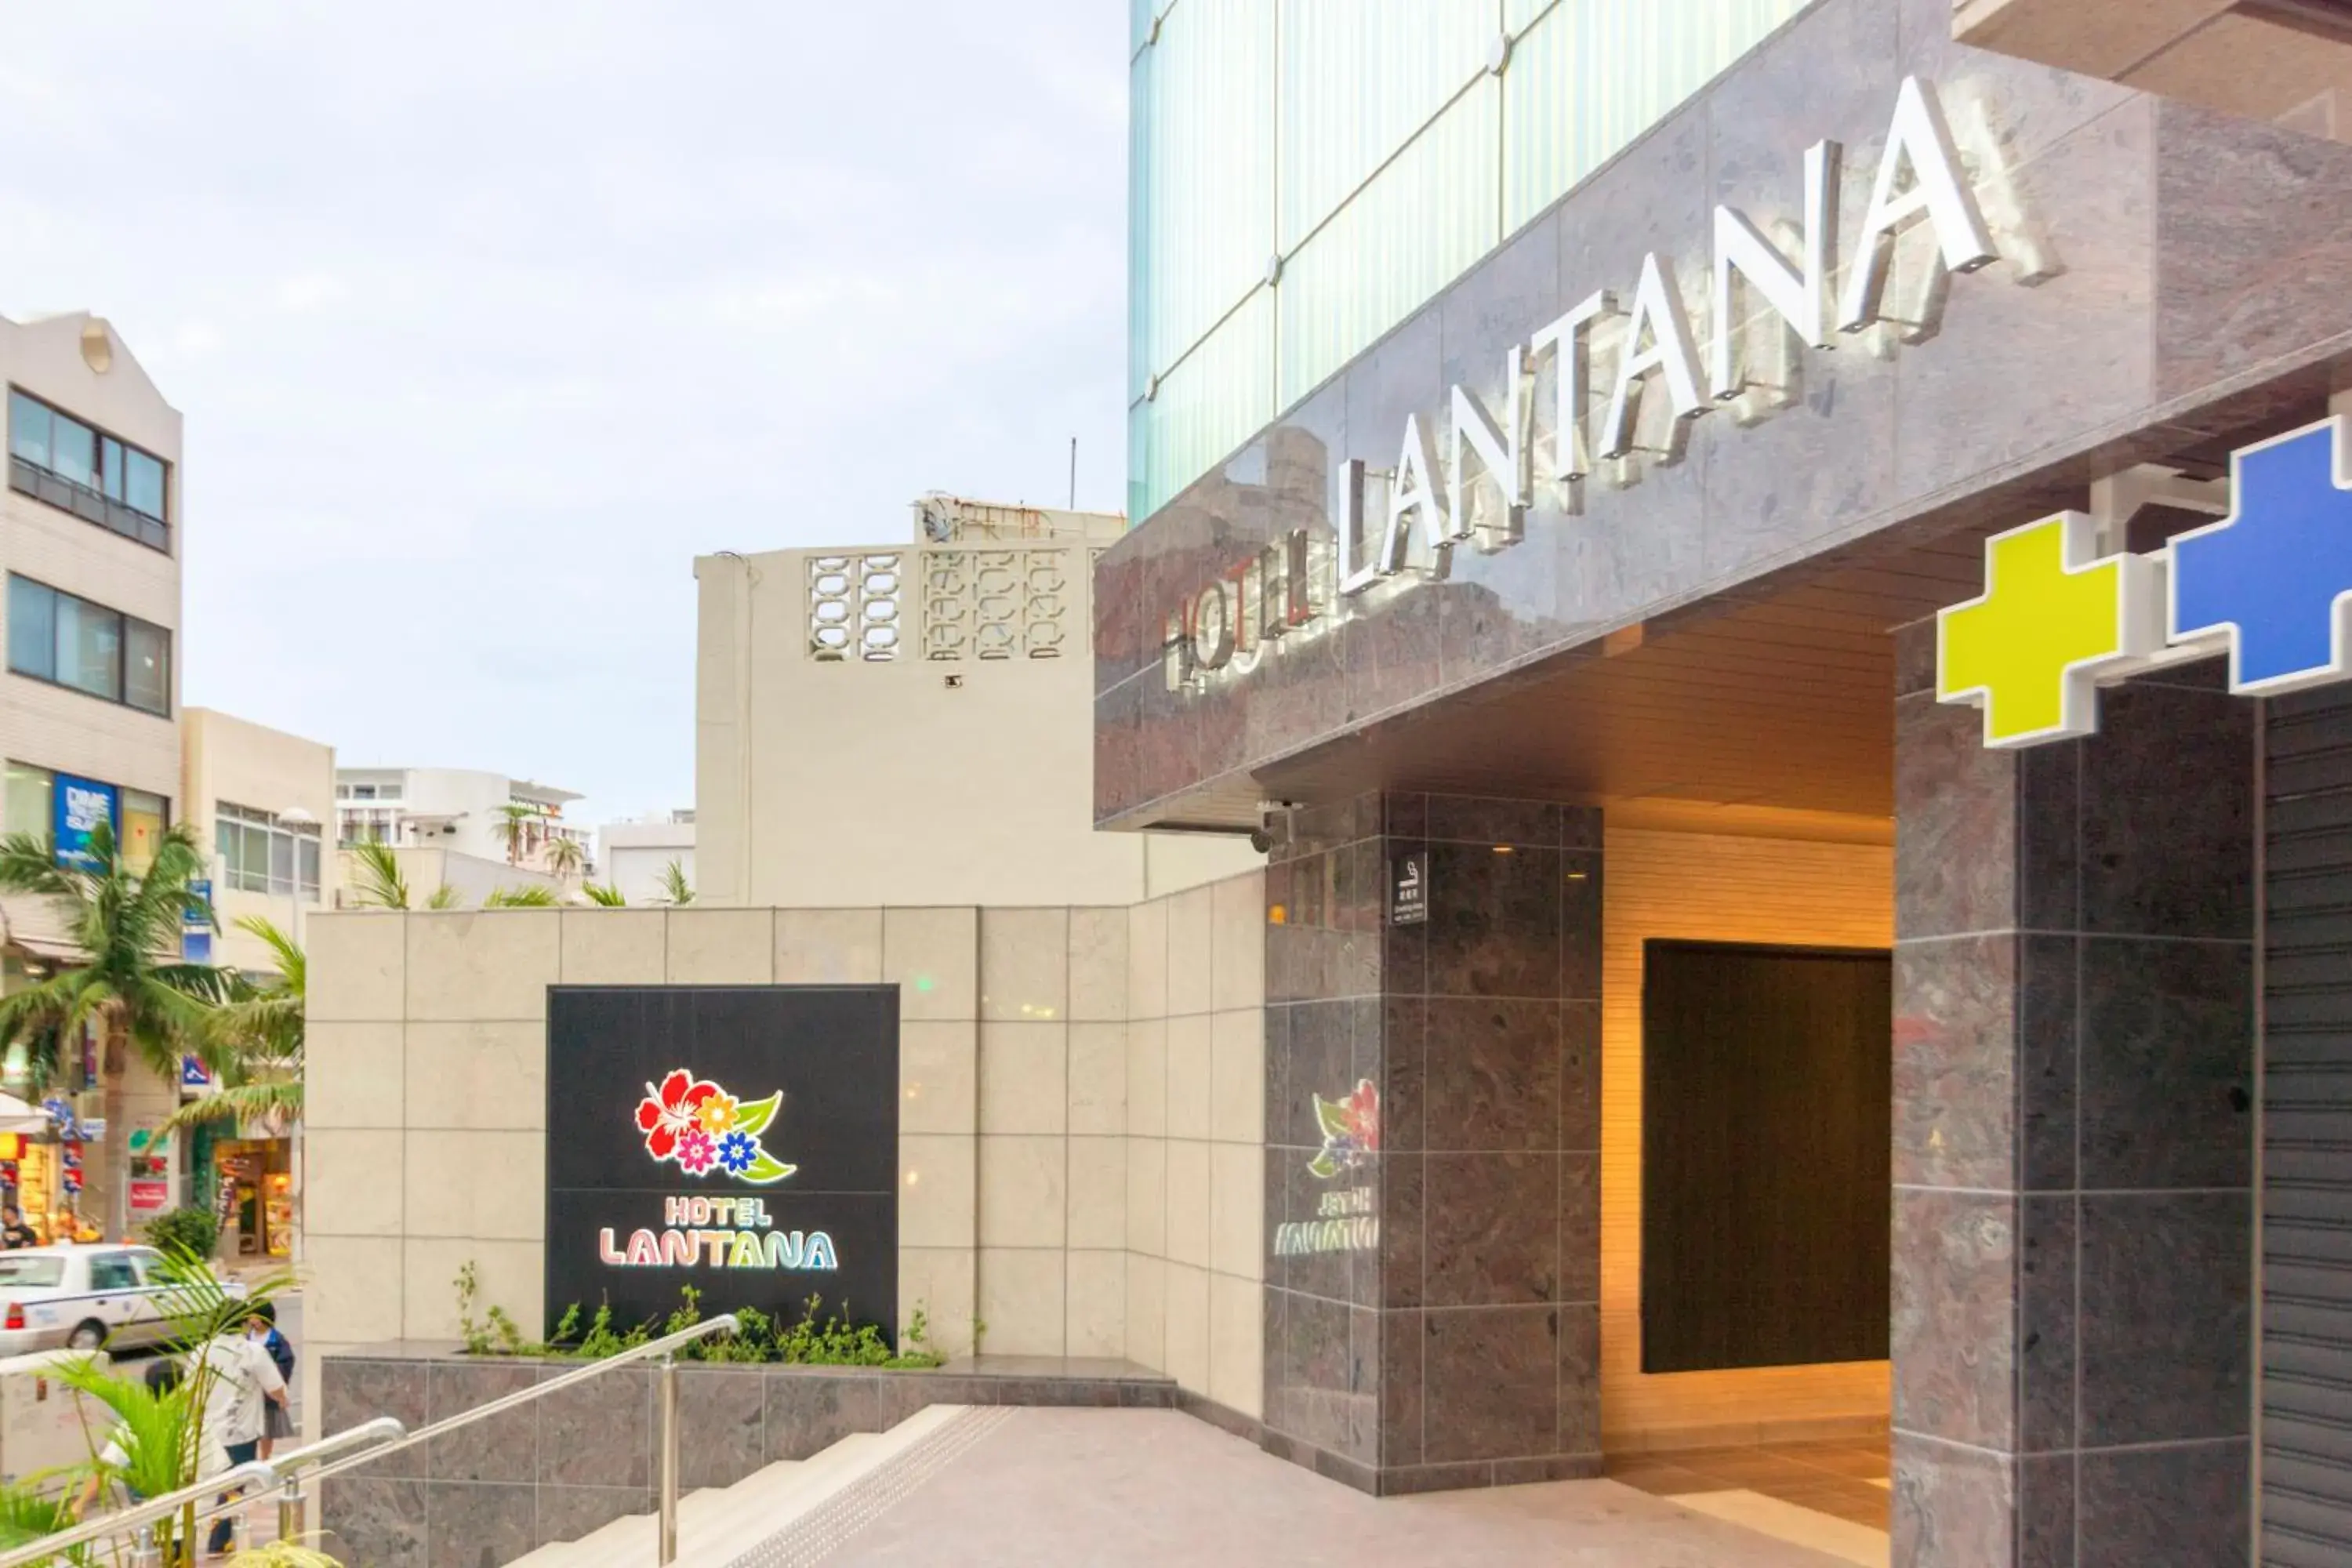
[350,784,376,799]
[7,389,171,551]
[4,763,50,840]
[120,789,164,876]
[217,801,321,898]
[87,1254,137,1292]
[5,760,166,871]
[6,575,169,714]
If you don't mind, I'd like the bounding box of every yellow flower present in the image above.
[696,1092,739,1134]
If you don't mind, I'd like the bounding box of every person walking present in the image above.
[200,1311,286,1558]
[249,1301,296,1460]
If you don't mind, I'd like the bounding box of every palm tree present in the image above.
[0,821,234,1241]
[657,859,695,906]
[542,834,584,879]
[164,916,303,1134]
[491,802,541,866]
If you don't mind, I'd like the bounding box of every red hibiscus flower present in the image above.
[636,1069,719,1161]
[1342,1080,1380,1152]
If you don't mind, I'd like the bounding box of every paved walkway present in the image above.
[820,1409,1862,1566]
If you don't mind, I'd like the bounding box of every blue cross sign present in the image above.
[2170,416,2352,695]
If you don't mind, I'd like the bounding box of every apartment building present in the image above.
[182,707,336,972]
[335,765,588,874]
[596,808,695,903]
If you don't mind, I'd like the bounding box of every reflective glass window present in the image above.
[56,593,122,701]
[47,413,93,488]
[124,450,165,521]
[298,836,321,898]
[124,619,169,715]
[9,393,49,469]
[100,437,123,501]
[7,577,53,682]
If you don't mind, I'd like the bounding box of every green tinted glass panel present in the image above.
[1276,0,1489,251]
[1145,285,1274,520]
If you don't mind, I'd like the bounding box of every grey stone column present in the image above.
[1892,639,2255,1566]
[1261,792,1602,1496]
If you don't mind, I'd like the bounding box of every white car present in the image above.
[0,1245,222,1355]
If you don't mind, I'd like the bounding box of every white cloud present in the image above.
[0,0,1129,826]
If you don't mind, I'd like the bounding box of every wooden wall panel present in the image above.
[1601,825,1894,1450]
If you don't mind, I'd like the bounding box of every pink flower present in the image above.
[677,1129,717,1175]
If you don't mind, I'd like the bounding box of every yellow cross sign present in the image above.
[1937,513,2160,747]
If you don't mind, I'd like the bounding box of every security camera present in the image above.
[1249,828,1272,855]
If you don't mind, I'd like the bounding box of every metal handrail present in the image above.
[0,1406,408,1567]
[304,1313,740,1566]
[0,1459,275,1568]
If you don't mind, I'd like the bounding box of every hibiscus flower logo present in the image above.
[1307,1079,1379,1179]
[634,1069,796,1184]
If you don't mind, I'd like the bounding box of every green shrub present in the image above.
[142,1206,218,1260]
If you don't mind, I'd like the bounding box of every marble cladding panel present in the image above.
[534,1363,650,1489]
[2017,1453,2075,1568]
[321,1476,427,1568]
[2078,935,2253,1191]
[1425,842,1562,999]
[1894,696,2020,942]
[1893,932,2019,1192]
[1267,1289,1377,1465]
[1892,1187,2018,1451]
[2018,1195,2078,1457]
[1421,997,1562,1154]
[2153,96,2352,401]
[1423,1152,1559,1308]
[424,1482,535,1568]
[2078,1191,2252,1447]
[1891,1435,2016,1568]
[426,1363,537,1483]
[1421,1305,1559,1465]
[2079,683,2255,941]
[2019,933,2077,1193]
[2078,1439,2252,1566]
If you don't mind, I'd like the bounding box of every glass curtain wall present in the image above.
[1127,0,1807,522]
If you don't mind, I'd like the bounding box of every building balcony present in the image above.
[8,455,169,552]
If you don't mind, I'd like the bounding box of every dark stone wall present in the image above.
[1889,639,2256,1566]
[1261,793,1602,1495]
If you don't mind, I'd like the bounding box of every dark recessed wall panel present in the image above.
[1640,940,1892,1374]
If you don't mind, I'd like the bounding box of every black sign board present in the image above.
[1391,851,1428,926]
[544,985,898,1345]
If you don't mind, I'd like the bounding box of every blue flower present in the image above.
[717,1131,757,1174]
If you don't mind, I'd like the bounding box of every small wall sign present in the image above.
[1392,851,1428,926]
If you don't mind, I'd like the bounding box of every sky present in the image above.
[0,3,1131,829]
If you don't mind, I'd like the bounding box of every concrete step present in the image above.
[503,1404,965,1567]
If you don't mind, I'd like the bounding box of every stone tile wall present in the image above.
[1890,639,2256,1566]
[1261,793,1603,1495]
[1120,873,1269,1422]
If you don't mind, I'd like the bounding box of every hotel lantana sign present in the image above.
[1161,75,2039,692]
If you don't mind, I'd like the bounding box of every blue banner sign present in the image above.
[53,774,118,871]
[183,878,212,963]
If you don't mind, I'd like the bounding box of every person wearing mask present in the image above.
[200,1312,286,1558]
[0,1207,38,1249]
[249,1301,296,1460]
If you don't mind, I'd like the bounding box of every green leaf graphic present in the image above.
[733,1091,783,1138]
[741,1152,798,1185]
[1312,1095,1352,1140]
[1306,1150,1340,1180]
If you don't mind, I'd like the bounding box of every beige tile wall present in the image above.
[1120,871,1266,1419]
[304,880,1265,1425]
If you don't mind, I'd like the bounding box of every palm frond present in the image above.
[232,916,305,996]
[658,859,694,906]
[161,1076,302,1134]
[423,883,463,909]
[579,881,625,907]
[483,884,557,908]
[348,840,411,909]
